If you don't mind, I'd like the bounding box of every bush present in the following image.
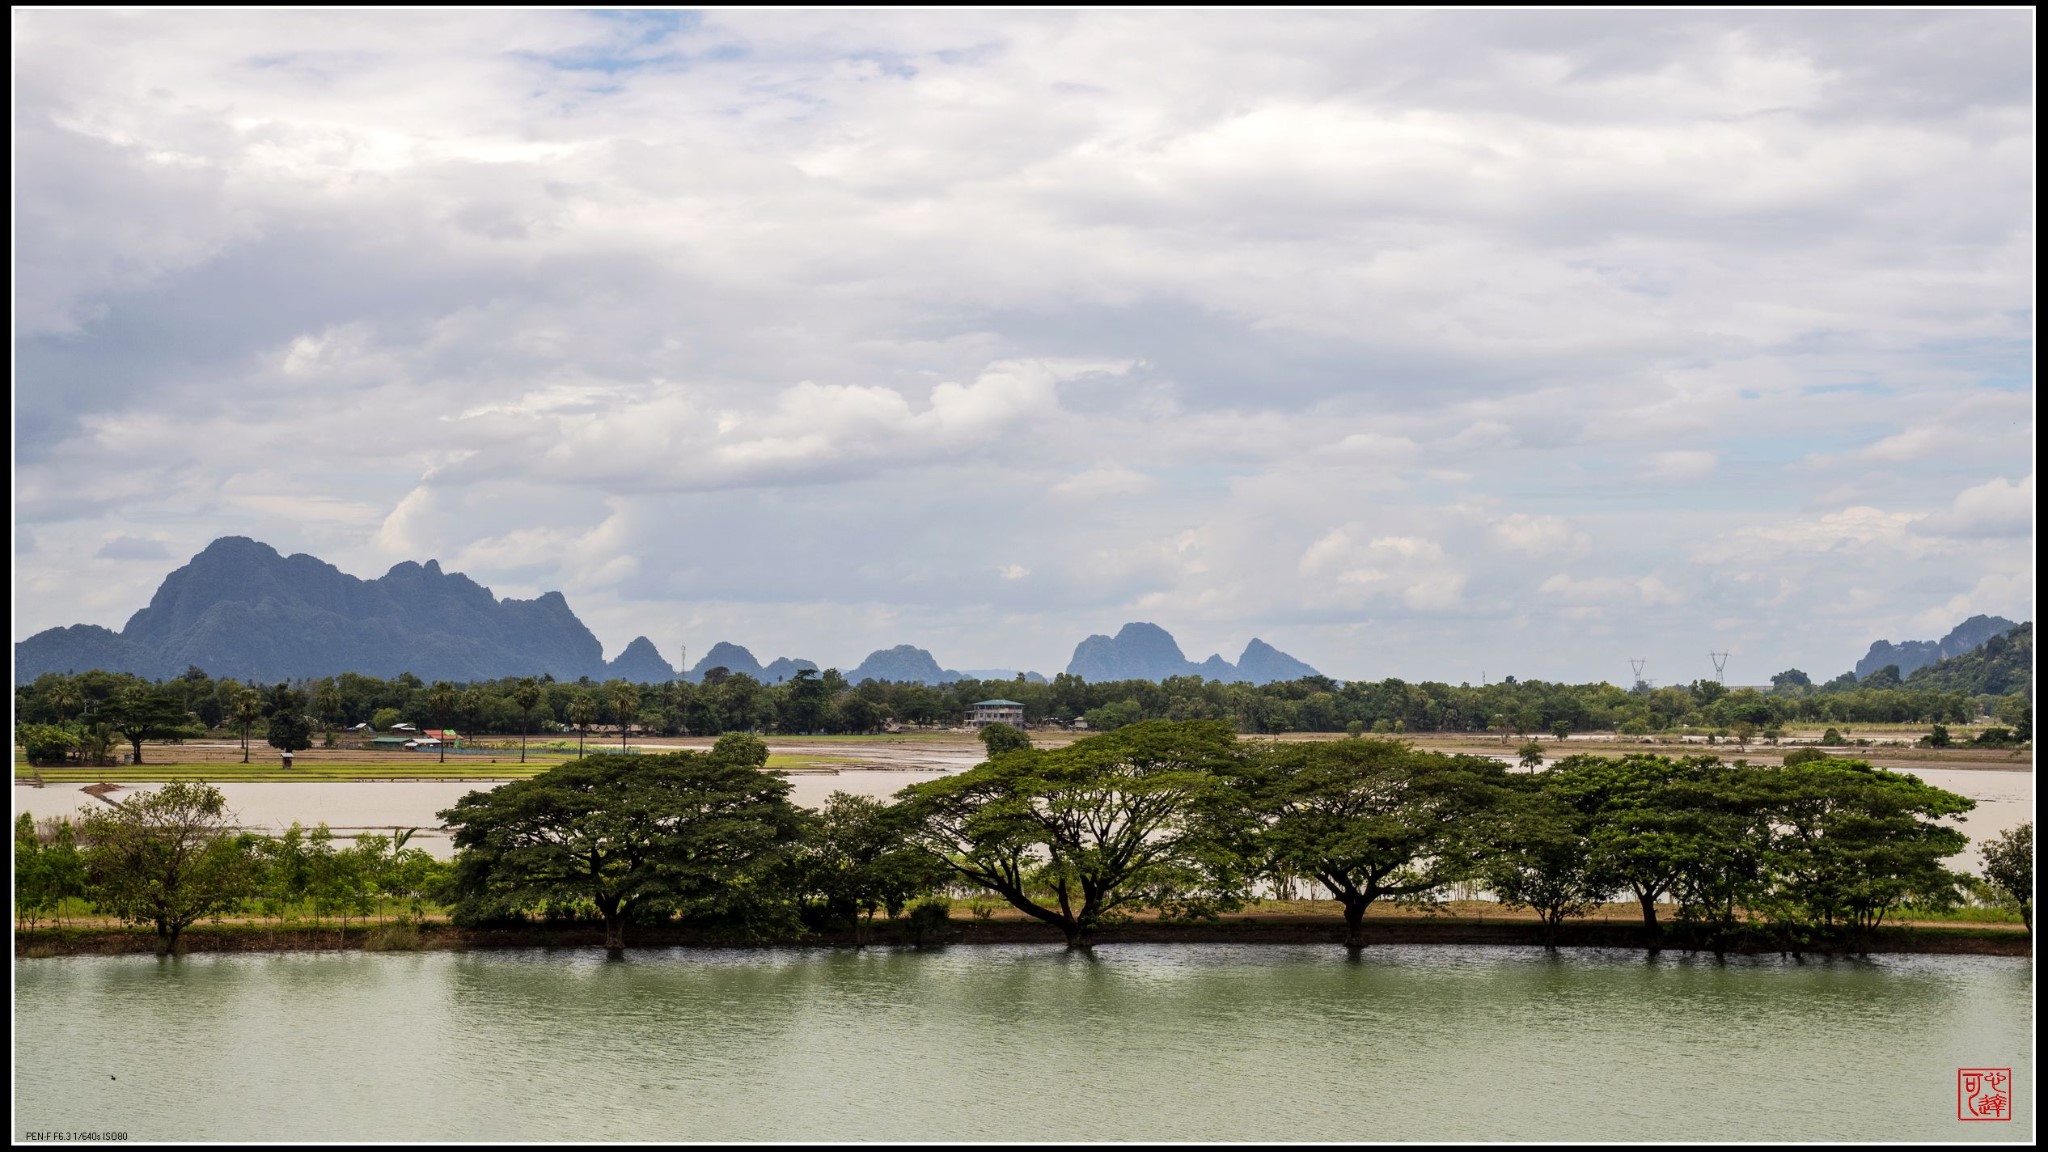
[18,723,80,766]
[977,722,1031,757]
[711,732,770,767]
[1819,727,1845,746]
[906,897,952,947]
[1782,747,1831,766]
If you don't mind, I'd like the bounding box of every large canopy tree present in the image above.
[98,685,203,765]
[1759,758,1972,932]
[439,752,807,950]
[1235,738,1509,949]
[1547,753,1725,934]
[897,720,1241,950]
[1480,772,1606,948]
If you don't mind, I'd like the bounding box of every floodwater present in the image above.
[13,946,2031,1141]
[15,762,2031,866]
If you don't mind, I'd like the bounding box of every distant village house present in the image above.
[966,699,1027,729]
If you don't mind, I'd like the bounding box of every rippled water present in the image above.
[13,946,2032,1141]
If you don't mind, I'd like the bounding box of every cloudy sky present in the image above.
[13,9,2035,684]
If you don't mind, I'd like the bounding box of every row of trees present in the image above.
[16,665,2031,752]
[437,722,2030,952]
[17,724,2033,954]
[14,787,448,950]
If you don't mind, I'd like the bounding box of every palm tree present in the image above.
[567,693,596,758]
[426,681,459,765]
[458,689,487,750]
[609,683,640,752]
[512,679,542,765]
[232,690,265,764]
[47,680,82,724]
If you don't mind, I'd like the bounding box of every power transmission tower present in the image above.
[1710,652,1729,684]
[1629,658,1647,681]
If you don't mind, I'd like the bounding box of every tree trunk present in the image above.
[602,912,626,952]
[520,721,528,764]
[130,736,146,765]
[1342,896,1369,951]
[1636,889,1661,933]
[1062,919,1093,951]
[242,728,250,764]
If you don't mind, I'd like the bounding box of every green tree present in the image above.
[439,752,806,950]
[898,720,1240,950]
[1517,740,1546,769]
[267,710,314,755]
[1549,753,1714,935]
[17,723,81,766]
[802,792,938,945]
[1236,738,1508,950]
[977,722,1031,758]
[608,681,641,751]
[567,693,597,758]
[1980,822,2033,935]
[1481,776,1605,948]
[1760,758,1972,933]
[426,681,459,764]
[77,782,256,952]
[784,668,830,734]
[512,678,543,765]
[233,690,265,764]
[100,685,203,766]
[711,732,770,768]
[370,707,403,732]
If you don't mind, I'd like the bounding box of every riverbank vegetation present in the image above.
[18,723,2031,956]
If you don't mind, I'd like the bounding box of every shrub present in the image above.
[1783,747,1830,766]
[906,897,952,947]
[1819,727,1845,746]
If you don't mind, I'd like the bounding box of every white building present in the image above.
[967,699,1027,729]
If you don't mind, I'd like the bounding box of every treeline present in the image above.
[23,725,2032,953]
[15,786,447,949]
[14,662,2031,762]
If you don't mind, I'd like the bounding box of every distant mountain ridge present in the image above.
[14,537,668,685]
[1904,622,2032,696]
[22,540,1313,689]
[1065,622,1322,684]
[1854,614,2019,680]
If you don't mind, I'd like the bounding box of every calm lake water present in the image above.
[13,946,2032,1141]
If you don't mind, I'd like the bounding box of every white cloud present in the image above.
[1916,474,2034,539]
[8,10,2034,682]
[1648,450,1717,480]
[1490,513,1589,557]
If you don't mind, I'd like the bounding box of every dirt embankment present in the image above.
[17,916,2030,959]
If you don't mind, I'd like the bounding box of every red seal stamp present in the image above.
[1957,1068,2012,1121]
